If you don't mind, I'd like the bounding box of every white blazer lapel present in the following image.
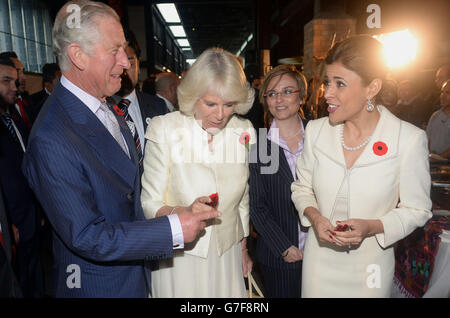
[313,118,346,168]
[353,106,400,168]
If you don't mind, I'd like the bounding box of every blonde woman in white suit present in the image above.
[141,48,255,297]
[291,35,432,297]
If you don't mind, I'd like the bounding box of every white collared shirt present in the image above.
[60,75,130,154]
[156,93,174,112]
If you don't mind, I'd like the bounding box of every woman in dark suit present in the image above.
[249,65,308,297]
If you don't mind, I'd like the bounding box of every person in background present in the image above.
[249,64,308,297]
[142,73,159,95]
[431,65,450,111]
[291,35,432,297]
[21,0,219,297]
[379,78,398,109]
[421,64,450,125]
[0,52,35,130]
[0,58,43,298]
[241,77,264,135]
[426,79,450,159]
[30,63,61,115]
[111,29,167,175]
[155,72,180,112]
[141,47,255,297]
[391,80,431,129]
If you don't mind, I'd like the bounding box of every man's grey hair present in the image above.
[52,0,120,72]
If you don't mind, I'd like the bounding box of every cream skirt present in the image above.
[150,226,247,298]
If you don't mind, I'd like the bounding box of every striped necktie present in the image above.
[97,102,129,158]
[118,99,143,173]
[2,112,20,145]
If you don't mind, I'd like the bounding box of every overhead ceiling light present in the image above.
[177,39,190,47]
[236,33,254,56]
[182,48,191,51]
[186,59,196,65]
[169,25,187,37]
[156,3,181,23]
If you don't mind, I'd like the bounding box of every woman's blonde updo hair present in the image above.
[177,47,254,116]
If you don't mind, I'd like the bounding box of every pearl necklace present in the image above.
[340,125,372,151]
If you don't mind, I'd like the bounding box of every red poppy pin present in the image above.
[238,132,251,150]
[113,104,124,116]
[373,141,388,156]
[207,192,219,209]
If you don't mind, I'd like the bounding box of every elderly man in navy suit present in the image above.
[22,0,219,298]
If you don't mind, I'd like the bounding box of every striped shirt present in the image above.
[267,116,307,251]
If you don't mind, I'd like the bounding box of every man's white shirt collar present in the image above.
[60,75,103,113]
[122,89,137,105]
[156,93,174,112]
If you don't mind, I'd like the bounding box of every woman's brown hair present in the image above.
[259,64,307,128]
[325,35,388,104]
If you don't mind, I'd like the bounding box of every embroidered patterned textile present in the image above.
[394,215,450,297]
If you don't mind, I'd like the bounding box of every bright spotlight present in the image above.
[374,29,418,68]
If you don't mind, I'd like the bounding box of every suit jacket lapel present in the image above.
[267,117,309,183]
[56,84,137,187]
[135,92,149,130]
[267,140,294,183]
[9,107,29,147]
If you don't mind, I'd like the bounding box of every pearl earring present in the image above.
[367,98,375,112]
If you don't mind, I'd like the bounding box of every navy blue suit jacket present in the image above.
[249,119,308,270]
[136,91,168,123]
[112,90,168,137]
[0,108,40,242]
[22,82,174,297]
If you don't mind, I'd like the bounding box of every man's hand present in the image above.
[177,209,221,243]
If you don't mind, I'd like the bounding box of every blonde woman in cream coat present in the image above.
[141,48,255,298]
[291,36,432,297]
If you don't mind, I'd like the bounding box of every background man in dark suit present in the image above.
[155,72,180,112]
[0,52,36,130]
[112,29,168,175]
[30,63,61,116]
[22,0,219,297]
[0,58,43,297]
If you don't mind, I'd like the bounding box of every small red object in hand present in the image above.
[207,193,219,209]
[335,224,349,232]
